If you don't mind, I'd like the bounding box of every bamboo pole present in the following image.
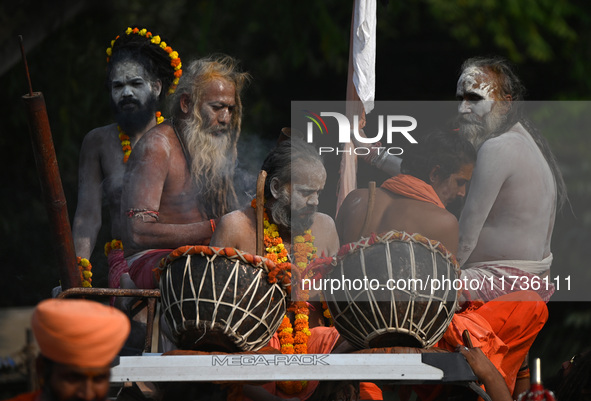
[19,36,80,289]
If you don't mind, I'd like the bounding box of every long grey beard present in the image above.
[458,111,507,150]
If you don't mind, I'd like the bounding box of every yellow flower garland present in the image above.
[77,257,93,288]
[251,199,316,394]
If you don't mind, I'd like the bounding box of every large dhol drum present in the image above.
[158,246,287,352]
[324,231,459,349]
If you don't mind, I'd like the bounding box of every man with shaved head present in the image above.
[455,56,567,302]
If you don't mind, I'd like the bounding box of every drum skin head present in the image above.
[325,232,459,349]
[160,248,287,352]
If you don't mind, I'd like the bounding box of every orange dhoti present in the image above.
[437,290,548,394]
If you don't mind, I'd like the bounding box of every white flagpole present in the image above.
[336,0,377,214]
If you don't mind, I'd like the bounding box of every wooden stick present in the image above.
[360,181,376,237]
[462,330,473,348]
[20,36,81,289]
[18,36,33,96]
[256,170,267,256]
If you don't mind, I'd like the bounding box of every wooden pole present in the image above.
[256,170,267,256]
[19,36,80,289]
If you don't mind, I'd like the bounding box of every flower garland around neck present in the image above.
[118,111,164,163]
[251,198,317,395]
[106,27,182,94]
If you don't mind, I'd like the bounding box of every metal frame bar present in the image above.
[57,288,160,352]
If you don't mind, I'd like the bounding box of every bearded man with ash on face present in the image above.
[120,54,250,289]
[454,57,568,303]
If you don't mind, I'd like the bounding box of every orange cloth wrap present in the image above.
[32,299,130,368]
[437,291,548,394]
[381,174,445,209]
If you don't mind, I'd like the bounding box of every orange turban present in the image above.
[31,299,130,368]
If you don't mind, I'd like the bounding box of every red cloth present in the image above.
[381,174,445,209]
[108,248,129,305]
[128,249,172,289]
[437,291,548,394]
[108,248,128,289]
[32,299,130,368]
[2,391,40,401]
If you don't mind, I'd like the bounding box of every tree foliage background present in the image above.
[1,0,590,378]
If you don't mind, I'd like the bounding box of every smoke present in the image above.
[233,132,275,206]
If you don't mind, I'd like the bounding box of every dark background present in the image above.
[1,0,590,379]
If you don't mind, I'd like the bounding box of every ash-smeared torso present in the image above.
[121,122,209,257]
[458,122,557,265]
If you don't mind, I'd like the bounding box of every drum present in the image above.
[158,246,288,352]
[323,231,459,349]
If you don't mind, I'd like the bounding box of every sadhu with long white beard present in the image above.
[454,57,568,303]
[120,55,250,289]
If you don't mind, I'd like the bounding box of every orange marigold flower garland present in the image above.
[251,198,317,394]
[104,239,124,256]
[77,257,93,288]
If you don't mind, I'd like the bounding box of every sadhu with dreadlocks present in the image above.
[72,27,182,291]
[120,54,251,289]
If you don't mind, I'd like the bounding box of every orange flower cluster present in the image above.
[267,263,292,292]
[293,231,316,270]
[277,302,310,393]
[104,239,123,256]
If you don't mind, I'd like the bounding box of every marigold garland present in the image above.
[118,111,164,163]
[104,239,124,256]
[106,27,182,94]
[77,257,93,288]
[251,198,316,394]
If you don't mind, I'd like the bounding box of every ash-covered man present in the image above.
[121,55,250,289]
[210,138,350,401]
[72,27,182,290]
[211,137,340,322]
[4,299,130,401]
[455,57,567,302]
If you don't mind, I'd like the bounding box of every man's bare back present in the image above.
[458,123,556,265]
[337,187,459,254]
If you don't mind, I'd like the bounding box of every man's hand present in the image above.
[458,345,513,401]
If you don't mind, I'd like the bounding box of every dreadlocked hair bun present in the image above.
[106,27,182,99]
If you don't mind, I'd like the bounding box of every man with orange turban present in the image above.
[3,299,130,401]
